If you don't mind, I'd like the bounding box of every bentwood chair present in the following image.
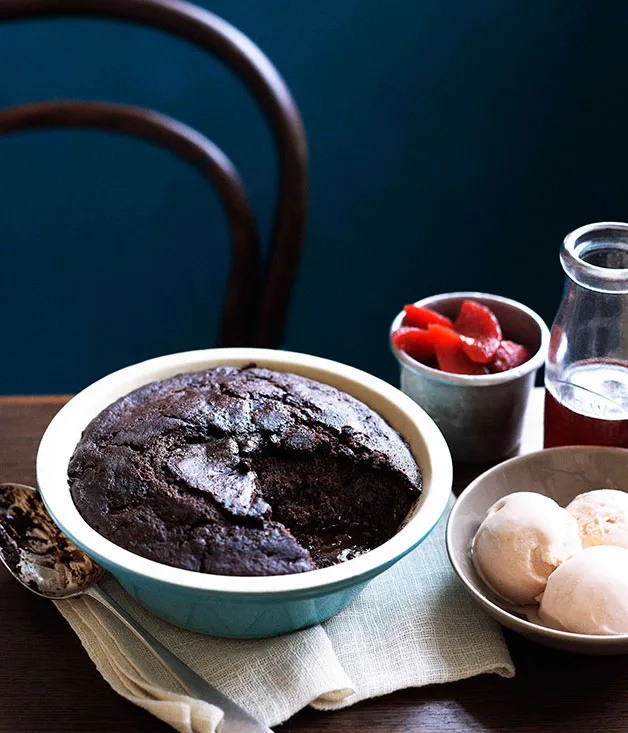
[0,0,308,349]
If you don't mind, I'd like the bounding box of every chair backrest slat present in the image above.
[0,0,308,348]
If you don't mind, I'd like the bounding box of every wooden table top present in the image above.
[0,390,626,732]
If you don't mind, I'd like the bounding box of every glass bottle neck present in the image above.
[561,222,628,293]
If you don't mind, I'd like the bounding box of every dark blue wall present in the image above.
[2,1,628,394]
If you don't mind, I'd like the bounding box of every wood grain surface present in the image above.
[0,391,623,732]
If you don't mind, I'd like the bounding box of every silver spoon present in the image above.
[0,483,272,733]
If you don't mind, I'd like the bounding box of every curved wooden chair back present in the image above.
[0,0,308,348]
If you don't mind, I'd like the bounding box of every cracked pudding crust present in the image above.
[68,366,422,577]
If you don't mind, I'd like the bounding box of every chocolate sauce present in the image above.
[0,484,103,598]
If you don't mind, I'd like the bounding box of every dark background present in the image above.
[2,1,627,394]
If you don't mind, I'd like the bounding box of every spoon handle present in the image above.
[84,584,272,733]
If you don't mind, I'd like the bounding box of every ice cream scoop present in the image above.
[539,545,628,635]
[567,489,628,549]
[472,492,581,605]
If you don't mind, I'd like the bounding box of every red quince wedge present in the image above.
[455,300,502,364]
[391,326,435,364]
[403,304,454,330]
[488,340,531,373]
[428,324,489,375]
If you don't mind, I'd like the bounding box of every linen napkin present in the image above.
[54,497,514,732]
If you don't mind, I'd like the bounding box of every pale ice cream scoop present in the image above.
[472,492,581,605]
[539,545,628,635]
[566,489,628,549]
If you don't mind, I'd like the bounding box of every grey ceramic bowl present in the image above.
[447,445,628,654]
[390,292,550,463]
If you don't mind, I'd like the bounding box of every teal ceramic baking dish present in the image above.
[37,349,452,638]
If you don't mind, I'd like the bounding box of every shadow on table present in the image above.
[448,629,628,732]
[453,460,501,496]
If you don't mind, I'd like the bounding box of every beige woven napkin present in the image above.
[54,497,514,732]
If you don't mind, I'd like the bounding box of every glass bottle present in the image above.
[544,222,628,448]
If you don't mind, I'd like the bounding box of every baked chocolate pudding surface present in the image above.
[68,366,422,576]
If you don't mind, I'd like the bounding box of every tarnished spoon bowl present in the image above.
[0,483,271,733]
[0,482,103,598]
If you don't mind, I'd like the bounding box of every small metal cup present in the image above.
[390,292,550,464]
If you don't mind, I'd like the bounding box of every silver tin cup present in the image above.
[390,292,550,464]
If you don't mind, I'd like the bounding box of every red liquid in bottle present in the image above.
[544,363,628,448]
